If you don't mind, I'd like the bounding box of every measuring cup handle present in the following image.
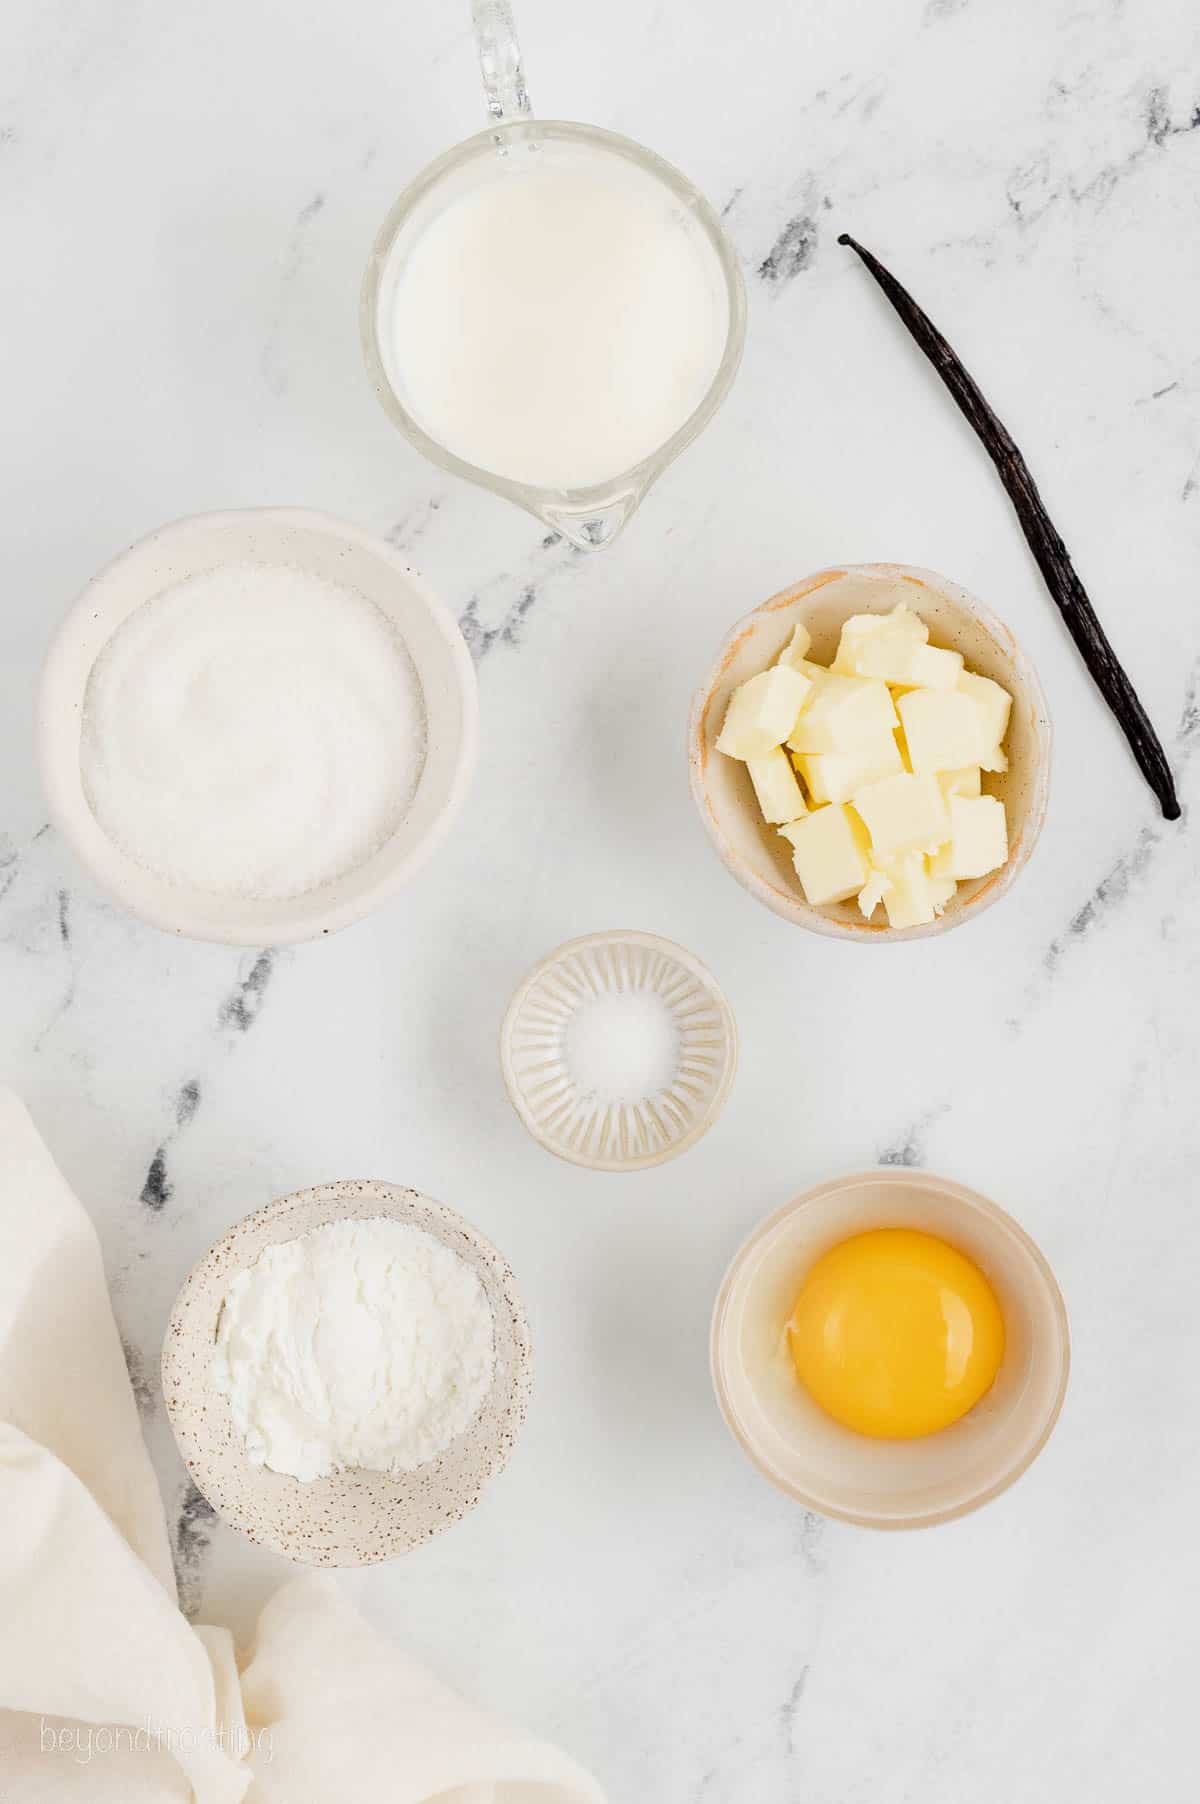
[470,0,532,123]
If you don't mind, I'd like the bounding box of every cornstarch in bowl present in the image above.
[162,1179,531,1564]
[79,561,428,901]
[211,1216,496,1483]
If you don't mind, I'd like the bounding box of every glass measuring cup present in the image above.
[360,0,746,551]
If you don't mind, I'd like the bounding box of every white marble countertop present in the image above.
[4,0,1199,1797]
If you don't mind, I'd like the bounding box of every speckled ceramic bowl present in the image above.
[162,1180,532,1566]
[688,564,1052,940]
[712,1168,1070,1529]
[38,508,478,946]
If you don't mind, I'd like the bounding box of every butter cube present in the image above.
[857,851,937,927]
[746,748,809,824]
[781,804,871,906]
[835,606,968,693]
[787,673,898,755]
[958,672,1012,747]
[895,688,987,774]
[937,766,982,801]
[852,772,950,858]
[904,644,965,690]
[958,671,1012,772]
[927,866,958,912]
[717,665,812,760]
[776,622,812,669]
[879,851,938,928]
[793,730,903,805]
[858,863,892,920]
[937,794,1009,880]
[928,839,954,882]
[834,603,927,681]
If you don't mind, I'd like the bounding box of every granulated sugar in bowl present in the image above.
[38,509,478,945]
[81,561,428,900]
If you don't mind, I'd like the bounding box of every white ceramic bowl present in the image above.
[162,1180,532,1566]
[711,1168,1070,1529]
[500,930,738,1171]
[38,508,478,945]
[688,564,1052,940]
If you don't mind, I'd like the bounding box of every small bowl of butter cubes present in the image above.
[689,564,1051,938]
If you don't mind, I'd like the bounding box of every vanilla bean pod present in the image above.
[839,232,1180,821]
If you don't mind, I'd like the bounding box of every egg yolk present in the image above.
[787,1228,1004,1439]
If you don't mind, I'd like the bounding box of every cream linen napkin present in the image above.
[0,1089,605,1804]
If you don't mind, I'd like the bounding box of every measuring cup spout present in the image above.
[539,488,645,553]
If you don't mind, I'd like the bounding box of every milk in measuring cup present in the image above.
[379,139,731,493]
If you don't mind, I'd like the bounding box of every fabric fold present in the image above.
[239,1576,605,1803]
[0,1089,173,1587]
[0,1089,606,1804]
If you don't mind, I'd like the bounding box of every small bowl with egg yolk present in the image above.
[688,563,1052,939]
[710,1167,1070,1529]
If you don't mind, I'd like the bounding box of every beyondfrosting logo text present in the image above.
[39,1717,274,1766]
